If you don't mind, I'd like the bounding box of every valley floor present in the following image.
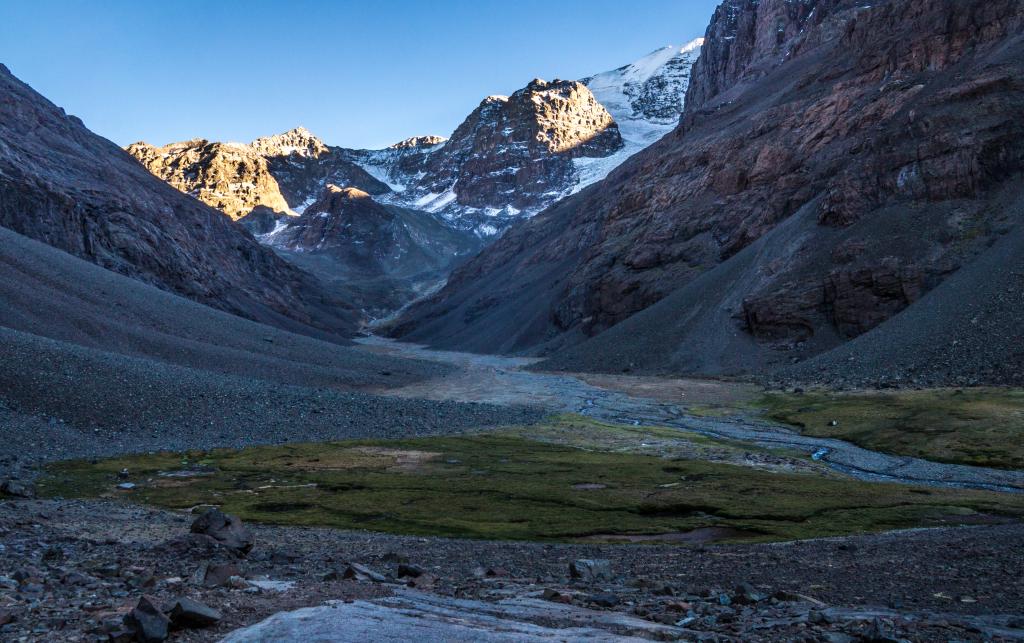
[2,338,1023,640]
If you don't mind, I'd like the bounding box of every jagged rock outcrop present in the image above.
[345,79,625,234]
[390,0,1024,384]
[0,64,357,336]
[130,47,701,239]
[265,185,481,316]
[125,140,292,220]
[126,127,389,221]
[418,79,623,209]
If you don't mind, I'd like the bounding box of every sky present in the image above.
[0,1,720,150]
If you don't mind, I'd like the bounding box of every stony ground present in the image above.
[3,338,1023,640]
[1,499,1023,641]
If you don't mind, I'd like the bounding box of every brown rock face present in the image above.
[391,0,1024,377]
[272,185,478,278]
[418,79,624,212]
[344,79,624,230]
[742,259,924,341]
[0,65,356,336]
[126,127,389,221]
[125,140,292,221]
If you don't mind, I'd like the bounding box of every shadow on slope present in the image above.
[0,226,442,390]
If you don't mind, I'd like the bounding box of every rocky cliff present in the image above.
[389,0,1024,384]
[126,128,388,221]
[0,64,357,337]
[261,185,482,317]
[342,79,625,235]
[125,139,293,221]
[128,45,702,239]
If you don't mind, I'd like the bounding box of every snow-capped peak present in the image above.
[584,40,704,125]
[681,37,705,54]
[571,39,704,198]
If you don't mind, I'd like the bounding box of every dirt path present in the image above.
[357,337,1024,493]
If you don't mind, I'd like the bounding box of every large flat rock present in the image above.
[221,589,683,642]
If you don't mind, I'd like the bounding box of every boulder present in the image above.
[167,597,222,628]
[569,559,613,582]
[190,508,254,554]
[0,479,34,498]
[342,563,387,583]
[123,596,170,643]
[396,563,425,579]
[196,562,244,588]
[733,582,769,604]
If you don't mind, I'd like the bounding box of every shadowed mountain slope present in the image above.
[0,64,358,336]
[0,226,442,390]
[389,0,1024,385]
[260,185,483,317]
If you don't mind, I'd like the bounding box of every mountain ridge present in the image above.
[0,64,359,338]
[388,0,1024,386]
[125,43,703,237]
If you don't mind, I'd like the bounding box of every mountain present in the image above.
[349,48,705,234]
[343,79,625,234]
[127,45,703,238]
[0,64,357,337]
[255,185,482,317]
[574,40,704,188]
[388,0,1024,385]
[126,127,389,221]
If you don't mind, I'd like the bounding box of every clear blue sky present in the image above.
[0,1,719,149]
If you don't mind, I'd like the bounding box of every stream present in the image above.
[357,337,1024,494]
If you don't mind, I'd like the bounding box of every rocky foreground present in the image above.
[1,499,1022,641]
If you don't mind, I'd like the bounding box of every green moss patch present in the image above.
[39,418,1024,543]
[761,388,1024,470]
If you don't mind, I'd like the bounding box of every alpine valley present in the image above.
[124,42,704,317]
[2,2,1024,642]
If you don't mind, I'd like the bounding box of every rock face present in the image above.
[390,0,1024,384]
[129,46,701,239]
[126,127,388,221]
[344,79,624,235]
[0,65,357,336]
[265,185,482,316]
[125,139,293,221]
